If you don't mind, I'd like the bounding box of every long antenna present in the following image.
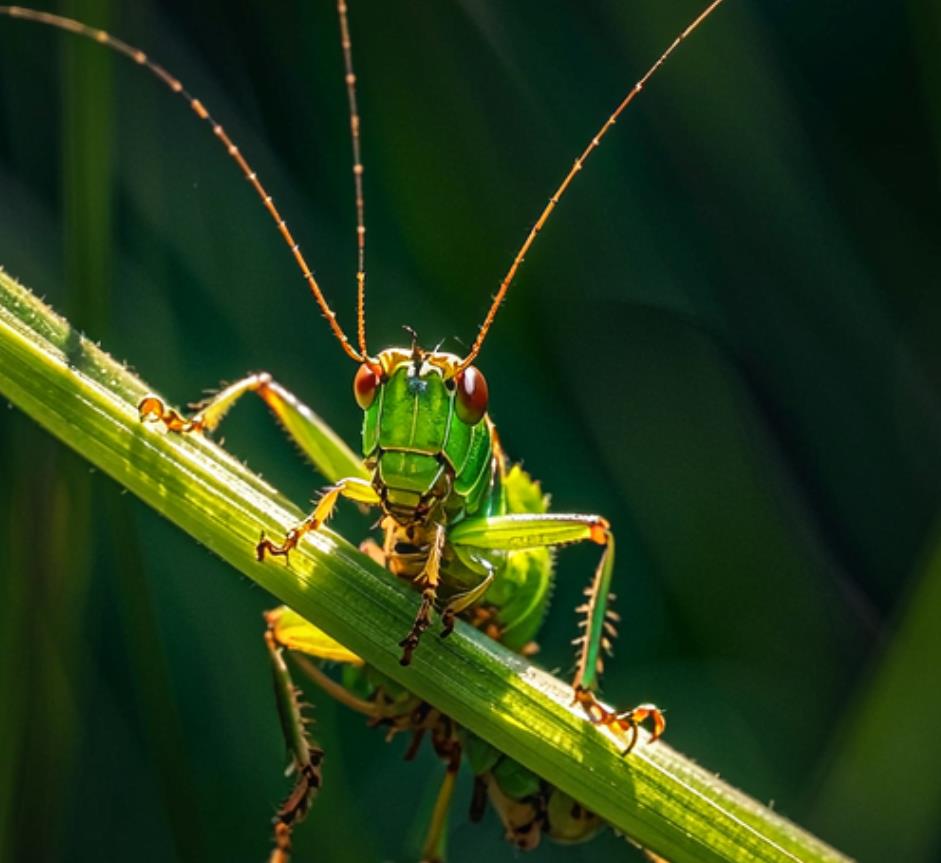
[0,4,370,366]
[457,0,728,373]
[335,0,370,360]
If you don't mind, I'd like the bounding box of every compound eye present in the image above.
[454,366,488,425]
[354,364,380,409]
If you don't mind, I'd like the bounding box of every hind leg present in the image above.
[139,372,368,483]
[448,513,664,753]
[264,626,324,863]
[419,752,461,863]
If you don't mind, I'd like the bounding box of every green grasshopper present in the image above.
[0,1,726,859]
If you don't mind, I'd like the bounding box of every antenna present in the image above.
[336,0,370,360]
[0,4,374,368]
[457,0,728,373]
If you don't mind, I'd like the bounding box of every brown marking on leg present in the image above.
[398,588,436,665]
[574,686,665,754]
[470,775,489,823]
[270,747,324,862]
[257,520,314,562]
[620,703,667,742]
[276,752,323,824]
[265,621,325,863]
[403,727,427,761]
[440,606,456,638]
[398,524,445,665]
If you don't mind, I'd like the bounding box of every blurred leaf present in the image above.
[811,521,941,863]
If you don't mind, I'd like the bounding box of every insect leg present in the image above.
[140,373,367,483]
[448,513,664,752]
[419,742,462,863]
[267,606,364,665]
[264,627,324,863]
[257,476,380,561]
[398,523,446,666]
[439,571,495,638]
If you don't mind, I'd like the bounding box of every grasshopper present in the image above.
[0,1,726,859]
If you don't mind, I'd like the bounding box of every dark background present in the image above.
[1,1,940,861]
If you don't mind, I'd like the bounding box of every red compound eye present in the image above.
[354,364,379,409]
[454,366,489,425]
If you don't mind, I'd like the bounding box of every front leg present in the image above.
[139,372,368,483]
[257,476,380,561]
[439,570,495,639]
[398,523,446,666]
[448,513,665,753]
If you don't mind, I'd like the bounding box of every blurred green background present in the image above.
[1,1,940,861]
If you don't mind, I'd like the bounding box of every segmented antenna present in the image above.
[0,4,371,367]
[457,0,728,373]
[335,0,370,360]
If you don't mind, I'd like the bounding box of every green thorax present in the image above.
[361,349,492,520]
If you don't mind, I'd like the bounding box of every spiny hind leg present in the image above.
[268,606,461,860]
[264,626,324,863]
[257,476,380,561]
[264,606,391,862]
[567,525,664,752]
[448,512,664,752]
[139,372,367,483]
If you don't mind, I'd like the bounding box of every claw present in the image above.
[138,395,164,422]
[439,608,455,639]
[618,702,666,744]
[137,395,198,432]
[257,529,297,562]
[574,688,665,754]
[256,531,271,561]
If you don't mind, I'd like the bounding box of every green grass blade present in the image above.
[812,523,941,861]
[0,267,851,863]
